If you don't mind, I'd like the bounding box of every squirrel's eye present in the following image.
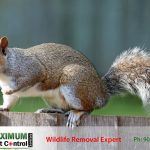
[2,49,6,55]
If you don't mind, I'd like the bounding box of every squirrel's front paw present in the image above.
[0,105,9,111]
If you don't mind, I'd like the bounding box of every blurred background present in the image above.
[0,0,149,116]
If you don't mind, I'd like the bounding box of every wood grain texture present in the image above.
[0,112,149,126]
[0,112,150,149]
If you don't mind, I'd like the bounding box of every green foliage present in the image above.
[92,93,149,116]
[12,97,48,112]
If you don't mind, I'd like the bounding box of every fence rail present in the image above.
[0,112,149,126]
[1,112,150,149]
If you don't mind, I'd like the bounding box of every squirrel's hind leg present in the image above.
[65,110,87,129]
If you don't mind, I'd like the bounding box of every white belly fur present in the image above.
[14,84,69,109]
[0,74,69,109]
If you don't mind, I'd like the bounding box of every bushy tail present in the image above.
[103,47,150,107]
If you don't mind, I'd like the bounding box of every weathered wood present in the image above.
[0,112,118,126]
[0,112,57,126]
[0,112,150,149]
[117,116,150,126]
[0,112,149,126]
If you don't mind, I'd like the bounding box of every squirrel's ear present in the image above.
[0,37,8,50]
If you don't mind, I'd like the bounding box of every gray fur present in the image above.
[103,47,150,107]
[1,42,107,110]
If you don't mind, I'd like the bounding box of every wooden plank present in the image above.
[0,112,150,126]
[117,116,150,126]
[57,115,118,150]
[0,112,150,149]
[117,116,150,150]
[0,112,57,126]
[0,112,118,126]
[57,114,117,126]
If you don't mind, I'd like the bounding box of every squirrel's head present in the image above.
[0,36,8,71]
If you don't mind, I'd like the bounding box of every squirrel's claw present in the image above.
[0,105,9,111]
[66,110,85,129]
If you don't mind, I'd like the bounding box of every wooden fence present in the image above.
[0,112,150,149]
[0,112,150,126]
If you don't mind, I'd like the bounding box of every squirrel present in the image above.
[103,47,150,111]
[0,36,108,128]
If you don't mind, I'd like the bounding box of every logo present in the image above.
[0,132,33,149]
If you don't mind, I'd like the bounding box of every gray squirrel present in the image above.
[0,36,149,128]
[0,36,108,128]
[103,48,150,110]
